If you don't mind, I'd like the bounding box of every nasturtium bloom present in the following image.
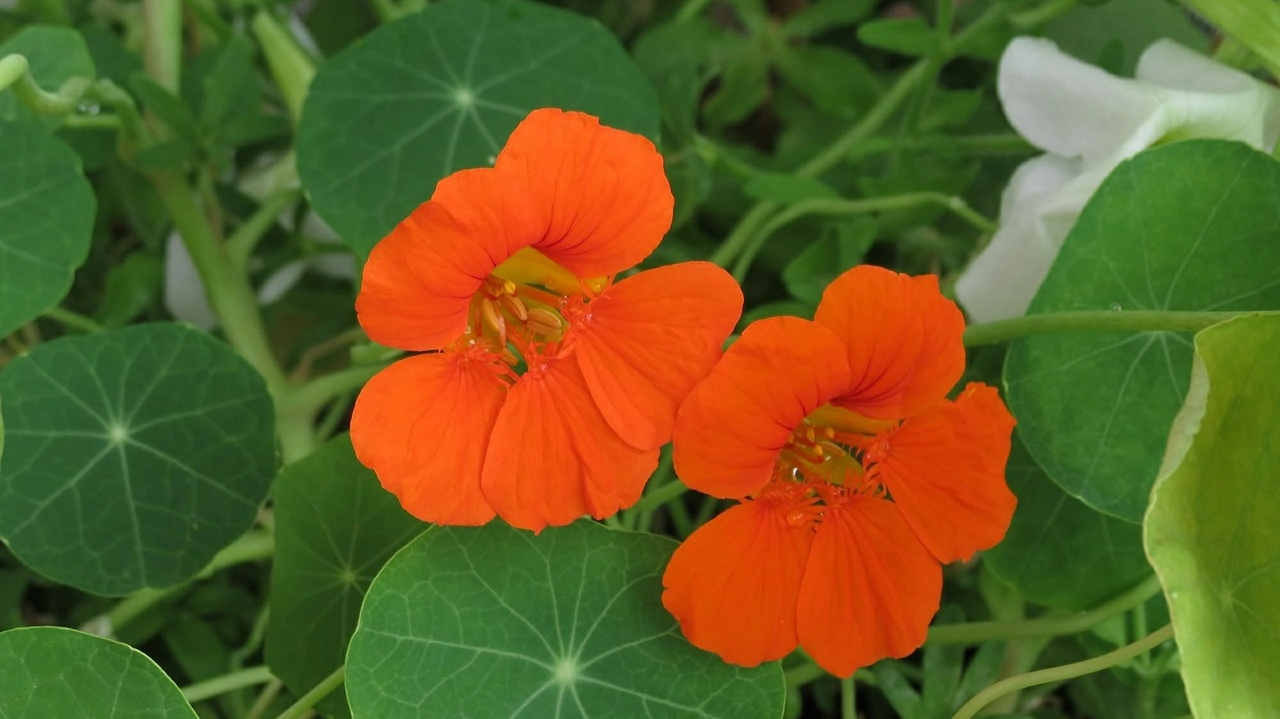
[662,266,1016,677]
[352,108,742,532]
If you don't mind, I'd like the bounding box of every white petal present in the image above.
[1136,40,1255,93]
[164,232,219,330]
[998,36,1165,166]
[257,260,308,306]
[955,155,1090,323]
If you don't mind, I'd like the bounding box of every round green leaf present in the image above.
[0,122,95,338]
[1144,314,1280,718]
[1005,140,1280,522]
[984,433,1151,610]
[0,626,197,717]
[346,521,784,718]
[0,26,96,126]
[266,434,423,718]
[297,0,660,256]
[0,323,276,596]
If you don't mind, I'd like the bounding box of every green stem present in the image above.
[228,187,304,269]
[676,0,714,23]
[105,530,274,633]
[182,666,276,704]
[0,54,93,115]
[962,310,1268,348]
[252,11,316,125]
[950,624,1175,719]
[784,660,826,689]
[710,1,1014,269]
[246,680,285,719]
[276,666,345,719]
[630,476,688,514]
[143,0,183,93]
[927,575,1162,646]
[1011,0,1079,28]
[62,114,122,130]
[841,674,856,719]
[730,193,995,280]
[281,363,388,417]
[149,171,288,391]
[43,307,104,333]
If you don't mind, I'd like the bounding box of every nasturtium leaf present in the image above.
[1005,140,1280,522]
[0,26,95,126]
[0,626,198,717]
[984,434,1151,610]
[0,323,276,596]
[297,0,661,256]
[1144,315,1280,718]
[0,122,95,339]
[346,521,785,718]
[266,434,423,719]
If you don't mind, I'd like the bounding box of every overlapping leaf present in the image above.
[298,0,661,256]
[266,435,423,718]
[1005,140,1280,522]
[1145,315,1280,717]
[346,521,784,718]
[984,434,1151,610]
[0,122,95,338]
[0,626,197,717]
[0,323,276,596]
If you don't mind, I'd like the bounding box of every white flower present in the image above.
[955,37,1280,323]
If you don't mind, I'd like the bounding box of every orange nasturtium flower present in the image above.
[350,108,742,533]
[662,265,1016,677]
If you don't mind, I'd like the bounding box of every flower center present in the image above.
[767,406,899,512]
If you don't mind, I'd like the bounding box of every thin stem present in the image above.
[182,666,276,704]
[962,310,1269,348]
[630,476,688,514]
[841,674,857,719]
[710,1,1014,269]
[281,363,388,417]
[105,530,274,633]
[149,171,288,391]
[784,660,827,690]
[251,11,316,125]
[950,624,1175,719]
[730,193,994,280]
[275,666,345,719]
[43,307,104,334]
[246,680,285,719]
[228,187,303,269]
[62,113,122,130]
[927,575,1162,646]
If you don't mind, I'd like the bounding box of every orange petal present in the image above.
[662,496,814,667]
[673,317,851,499]
[356,167,540,351]
[813,265,965,420]
[796,497,942,677]
[350,351,506,525]
[574,262,743,451]
[867,383,1017,564]
[495,108,673,278]
[480,355,659,532]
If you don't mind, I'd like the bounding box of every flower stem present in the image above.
[784,660,826,689]
[182,666,276,704]
[275,665,345,719]
[949,624,1174,719]
[926,574,1162,645]
[42,307,104,334]
[962,310,1270,347]
[0,54,94,115]
[227,187,304,269]
[103,530,274,635]
[149,171,288,392]
[841,674,857,719]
